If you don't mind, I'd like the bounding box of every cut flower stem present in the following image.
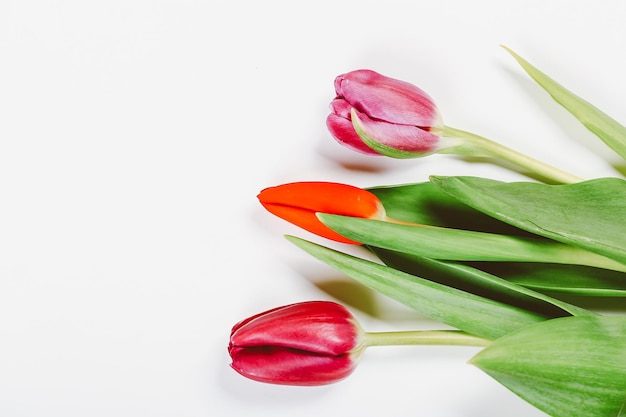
[441,126,583,184]
[364,329,491,348]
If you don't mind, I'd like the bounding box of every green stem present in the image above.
[364,329,491,348]
[441,125,583,184]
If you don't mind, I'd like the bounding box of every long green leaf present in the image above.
[504,46,626,161]
[367,181,535,236]
[285,235,545,340]
[317,213,626,273]
[472,262,626,297]
[471,315,626,417]
[430,176,626,266]
[369,247,594,317]
[368,181,626,296]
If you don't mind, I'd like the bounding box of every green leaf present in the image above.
[369,247,594,318]
[285,235,546,340]
[471,315,626,417]
[503,46,626,161]
[472,262,626,297]
[368,181,626,296]
[317,213,626,272]
[367,181,536,236]
[430,176,626,267]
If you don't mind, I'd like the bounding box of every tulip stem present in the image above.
[441,126,583,184]
[364,330,491,348]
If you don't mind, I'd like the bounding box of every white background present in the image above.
[1,1,625,416]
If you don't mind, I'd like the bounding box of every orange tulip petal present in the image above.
[258,182,385,244]
[260,203,360,244]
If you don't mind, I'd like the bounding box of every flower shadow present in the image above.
[315,132,418,175]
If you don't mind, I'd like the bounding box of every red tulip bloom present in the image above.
[327,69,445,158]
[229,302,492,386]
[257,181,386,244]
[229,301,365,386]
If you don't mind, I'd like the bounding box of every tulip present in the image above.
[327,69,445,158]
[229,301,490,386]
[327,69,582,184]
[228,301,365,386]
[257,181,386,244]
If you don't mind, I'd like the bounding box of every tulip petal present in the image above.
[230,305,289,334]
[261,203,359,244]
[258,182,383,219]
[230,301,360,355]
[353,109,441,158]
[257,182,385,243]
[229,301,362,386]
[326,113,381,155]
[335,69,442,128]
[229,346,357,386]
[329,98,352,119]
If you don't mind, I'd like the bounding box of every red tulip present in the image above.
[257,181,386,244]
[229,301,365,386]
[326,69,444,158]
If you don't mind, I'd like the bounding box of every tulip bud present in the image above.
[326,69,582,184]
[257,181,386,244]
[228,301,365,386]
[326,69,445,158]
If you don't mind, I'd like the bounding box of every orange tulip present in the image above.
[257,181,386,244]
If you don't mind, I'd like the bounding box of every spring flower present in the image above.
[229,301,490,386]
[327,69,582,184]
[228,301,365,386]
[257,181,386,244]
[326,69,445,158]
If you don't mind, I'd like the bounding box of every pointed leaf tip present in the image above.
[502,47,626,161]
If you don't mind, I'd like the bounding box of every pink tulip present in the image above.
[326,69,444,158]
[229,301,364,386]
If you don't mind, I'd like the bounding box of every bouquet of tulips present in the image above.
[228,47,626,417]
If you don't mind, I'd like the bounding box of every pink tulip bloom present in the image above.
[229,301,365,386]
[327,69,444,158]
